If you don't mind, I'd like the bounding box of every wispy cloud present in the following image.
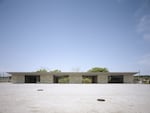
[137,15,150,41]
[137,54,150,74]
[137,15,150,33]
[134,0,150,17]
[138,54,150,66]
[135,0,150,41]
[143,34,150,41]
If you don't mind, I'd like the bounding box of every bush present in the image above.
[58,77,69,83]
[82,77,92,83]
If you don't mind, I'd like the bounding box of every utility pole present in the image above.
[138,70,141,83]
[139,70,140,76]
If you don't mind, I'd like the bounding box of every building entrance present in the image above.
[25,75,40,83]
[108,75,123,83]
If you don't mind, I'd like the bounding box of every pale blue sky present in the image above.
[0,0,150,74]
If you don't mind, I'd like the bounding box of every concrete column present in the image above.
[40,75,53,83]
[11,75,17,83]
[12,75,24,83]
[124,75,134,83]
[69,75,82,83]
[97,74,108,83]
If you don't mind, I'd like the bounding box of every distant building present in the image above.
[8,72,137,84]
[0,76,11,82]
[134,75,150,84]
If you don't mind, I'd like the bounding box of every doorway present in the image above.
[25,75,40,83]
[53,75,69,83]
[82,75,97,83]
[108,75,124,83]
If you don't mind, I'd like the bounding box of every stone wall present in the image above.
[97,73,108,83]
[40,74,53,83]
[69,74,82,83]
[124,74,134,83]
[12,74,24,83]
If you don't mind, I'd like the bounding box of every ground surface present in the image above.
[0,83,150,113]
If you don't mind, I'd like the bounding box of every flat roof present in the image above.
[8,72,138,75]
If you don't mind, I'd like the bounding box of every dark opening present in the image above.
[53,75,59,83]
[82,75,97,83]
[108,75,124,83]
[53,75,69,83]
[25,75,40,83]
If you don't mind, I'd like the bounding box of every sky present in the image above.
[0,0,150,75]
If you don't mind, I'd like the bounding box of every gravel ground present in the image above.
[0,83,150,113]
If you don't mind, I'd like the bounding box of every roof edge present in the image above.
[7,72,138,74]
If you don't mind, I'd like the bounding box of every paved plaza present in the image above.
[0,83,150,113]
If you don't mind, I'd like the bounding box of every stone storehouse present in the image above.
[8,72,137,83]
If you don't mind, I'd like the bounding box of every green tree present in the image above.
[36,68,48,72]
[88,67,109,72]
[50,69,61,73]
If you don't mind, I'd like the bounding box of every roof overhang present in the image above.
[7,72,138,75]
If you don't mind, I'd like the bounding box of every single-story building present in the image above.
[8,72,137,83]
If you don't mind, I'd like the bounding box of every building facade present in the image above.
[8,72,137,83]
